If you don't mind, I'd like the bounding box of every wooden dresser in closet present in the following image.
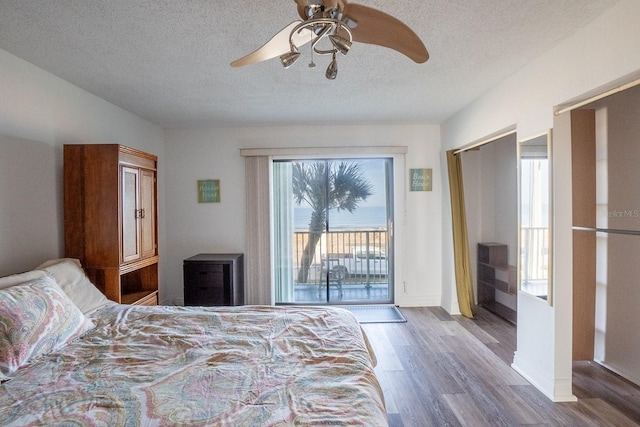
[477,242,517,323]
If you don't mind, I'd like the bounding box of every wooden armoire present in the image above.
[64,144,159,305]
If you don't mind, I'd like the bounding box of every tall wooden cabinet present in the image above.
[64,144,159,306]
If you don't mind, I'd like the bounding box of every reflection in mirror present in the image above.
[519,131,552,304]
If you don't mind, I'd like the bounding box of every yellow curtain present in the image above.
[446,150,476,318]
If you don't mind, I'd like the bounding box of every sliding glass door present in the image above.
[273,158,393,305]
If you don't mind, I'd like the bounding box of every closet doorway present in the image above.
[560,82,640,387]
[459,132,519,323]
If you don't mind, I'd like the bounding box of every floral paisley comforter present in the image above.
[0,304,386,426]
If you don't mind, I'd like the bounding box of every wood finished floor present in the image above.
[361,307,640,426]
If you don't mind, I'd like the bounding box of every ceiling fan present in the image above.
[230,0,429,80]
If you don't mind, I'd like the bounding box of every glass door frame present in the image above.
[270,152,404,307]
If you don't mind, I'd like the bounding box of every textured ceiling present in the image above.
[0,0,621,128]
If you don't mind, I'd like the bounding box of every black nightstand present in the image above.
[183,253,244,306]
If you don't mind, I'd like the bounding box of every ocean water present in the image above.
[294,206,387,230]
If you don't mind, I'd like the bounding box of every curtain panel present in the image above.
[446,150,475,318]
[244,155,272,305]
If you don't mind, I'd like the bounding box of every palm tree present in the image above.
[293,161,373,283]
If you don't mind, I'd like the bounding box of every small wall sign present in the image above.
[409,168,432,191]
[198,179,220,203]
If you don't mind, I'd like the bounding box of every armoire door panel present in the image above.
[121,166,141,262]
[140,168,156,258]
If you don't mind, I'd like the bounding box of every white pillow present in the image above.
[0,270,47,290]
[36,258,109,314]
[0,276,94,376]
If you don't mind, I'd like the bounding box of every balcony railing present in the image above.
[293,229,389,287]
[520,226,549,282]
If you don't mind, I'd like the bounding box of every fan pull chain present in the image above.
[309,32,316,68]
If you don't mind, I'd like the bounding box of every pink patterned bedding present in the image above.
[0,304,386,426]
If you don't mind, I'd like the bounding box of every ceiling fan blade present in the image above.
[295,0,307,20]
[230,21,313,67]
[323,0,339,8]
[343,3,429,63]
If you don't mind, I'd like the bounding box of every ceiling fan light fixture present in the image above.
[280,50,301,69]
[231,1,429,78]
[325,53,338,80]
[329,34,351,55]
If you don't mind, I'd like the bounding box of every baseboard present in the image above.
[594,359,640,388]
[395,294,441,307]
[512,351,577,402]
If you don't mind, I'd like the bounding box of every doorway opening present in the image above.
[273,158,394,305]
[457,130,519,322]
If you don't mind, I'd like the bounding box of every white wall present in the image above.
[0,49,165,280]
[163,124,442,307]
[487,138,518,262]
[464,136,518,261]
[441,0,640,401]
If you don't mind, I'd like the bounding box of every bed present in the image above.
[0,259,387,426]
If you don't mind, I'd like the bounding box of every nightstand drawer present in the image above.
[185,285,226,306]
[183,254,244,306]
[185,267,224,288]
